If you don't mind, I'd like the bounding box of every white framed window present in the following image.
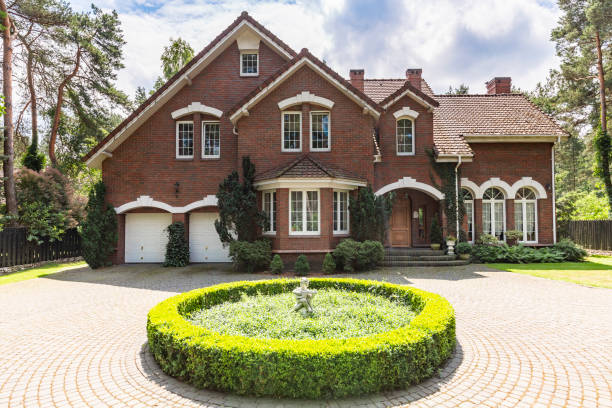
[176,121,194,158]
[262,191,276,234]
[289,189,319,235]
[482,187,506,241]
[462,188,474,243]
[310,111,330,151]
[202,122,220,158]
[333,190,349,234]
[240,52,258,76]
[514,187,538,243]
[282,111,301,152]
[396,118,415,155]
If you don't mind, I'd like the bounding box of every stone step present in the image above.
[385,248,445,256]
[381,259,470,267]
[385,255,457,262]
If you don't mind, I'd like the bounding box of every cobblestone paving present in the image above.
[0,263,611,407]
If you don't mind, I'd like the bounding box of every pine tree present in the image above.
[81,181,117,269]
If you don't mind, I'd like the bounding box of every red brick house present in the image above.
[84,12,567,264]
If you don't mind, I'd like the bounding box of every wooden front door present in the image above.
[390,197,411,247]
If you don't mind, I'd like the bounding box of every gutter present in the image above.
[455,155,462,237]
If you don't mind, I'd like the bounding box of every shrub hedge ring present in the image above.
[147,278,456,399]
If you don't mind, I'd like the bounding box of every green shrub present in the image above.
[322,252,336,274]
[477,234,501,245]
[505,230,522,242]
[147,278,456,399]
[294,254,310,276]
[21,144,46,172]
[333,239,383,272]
[553,239,587,261]
[81,181,117,269]
[430,216,442,245]
[163,222,189,267]
[270,254,284,274]
[472,243,565,263]
[229,240,271,273]
[455,242,472,255]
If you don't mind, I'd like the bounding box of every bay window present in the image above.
[514,187,537,242]
[333,190,349,234]
[290,190,319,235]
[263,191,276,234]
[482,187,505,240]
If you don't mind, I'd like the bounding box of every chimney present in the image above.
[486,77,511,94]
[349,69,364,91]
[406,68,422,90]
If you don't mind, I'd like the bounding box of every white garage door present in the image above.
[189,213,230,262]
[125,213,172,263]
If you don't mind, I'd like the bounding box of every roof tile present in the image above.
[255,155,366,182]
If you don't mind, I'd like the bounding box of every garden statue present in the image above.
[293,277,317,315]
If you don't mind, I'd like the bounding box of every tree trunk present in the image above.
[595,31,612,216]
[49,47,81,165]
[1,0,18,220]
[24,41,38,147]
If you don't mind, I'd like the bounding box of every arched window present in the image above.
[482,187,505,240]
[396,118,414,155]
[462,188,474,242]
[514,187,537,242]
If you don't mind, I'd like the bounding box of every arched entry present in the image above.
[390,195,412,247]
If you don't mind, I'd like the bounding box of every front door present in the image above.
[390,197,411,247]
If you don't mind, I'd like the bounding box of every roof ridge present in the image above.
[304,154,335,177]
[434,93,524,97]
[364,78,406,81]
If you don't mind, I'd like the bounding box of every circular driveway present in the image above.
[0,264,611,408]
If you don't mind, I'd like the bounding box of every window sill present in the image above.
[311,148,331,152]
[240,73,259,77]
[281,150,302,153]
[333,232,350,237]
[288,234,321,238]
[396,152,415,156]
[201,156,220,160]
[263,232,276,236]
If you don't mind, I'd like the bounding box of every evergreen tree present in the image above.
[349,187,393,242]
[445,84,469,95]
[215,156,266,244]
[81,181,117,269]
[163,222,189,267]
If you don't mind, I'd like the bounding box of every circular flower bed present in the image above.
[147,278,455,399]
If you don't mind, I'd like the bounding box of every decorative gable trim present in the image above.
[374,177,444,200]
[171,102,223,119]
[380,82,439,111]
[115,195,218,214]
[393,107,419,120]
[84,13,296,169]
[278,91,334,110]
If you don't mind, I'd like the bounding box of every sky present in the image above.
[69,0,563,97]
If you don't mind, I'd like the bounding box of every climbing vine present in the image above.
[426,149,466,240]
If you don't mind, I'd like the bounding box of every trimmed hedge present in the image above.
[147,278,455,399]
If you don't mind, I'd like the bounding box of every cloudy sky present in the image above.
[69,0,562,97]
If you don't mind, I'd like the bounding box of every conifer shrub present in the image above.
[322,252,336,274]
[294,254,310,276]
[430,216,443,246]
[163,222,189,267]
[229,240,271,273]
[270,254,284,274]
[81,181,117,269]
[333,239,384,272]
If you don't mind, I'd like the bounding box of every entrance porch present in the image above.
[387,188,443,248]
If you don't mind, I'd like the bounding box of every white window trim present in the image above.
[310,111,331,152]
[281,111,302,152]
[176,120,194,159]
[396,116,415,156]
[262,190,276,235]
[482,192,506,241]
[240,51,259,77]
[201,121,221,159]
[333,190,350,235]
[463,191,475,243]
[289,189,320,236]
[515,196,538,243]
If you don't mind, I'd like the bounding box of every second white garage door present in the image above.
[189,213,230,262]
[125,213,172,263]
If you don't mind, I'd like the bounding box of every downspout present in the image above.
[552,137,559,243]
[455,155,463,237]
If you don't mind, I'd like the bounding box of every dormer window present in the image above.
[240,52,258,76]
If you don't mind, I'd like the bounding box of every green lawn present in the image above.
[488,255,612,289]
[0,261,87,286]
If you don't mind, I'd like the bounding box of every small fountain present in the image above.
[292,277,317,315]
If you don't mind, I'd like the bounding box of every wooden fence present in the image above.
[0,228,81,267]
[565,220,612,250]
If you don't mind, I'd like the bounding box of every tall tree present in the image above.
[47,5,128,165]
[552,0,612,214]
[445,84,469,95]
[0,0,18,219]
[150,37,194,93]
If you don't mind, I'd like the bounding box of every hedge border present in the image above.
[147,278,455,399]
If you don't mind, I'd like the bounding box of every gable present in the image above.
[84,12,296,169]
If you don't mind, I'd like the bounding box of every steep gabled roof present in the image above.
[363,78,434,102]
[229,49,383,123]
[254,155,366,182]
[83,12,296,168]
[379,80,439,110]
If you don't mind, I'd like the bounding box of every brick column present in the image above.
[277,188,289,250]
[320,188,333,249]
[439,200,448,239]
[506,199,515,232]
[193,112,202,159]
[474,199,483,241]
[172,213,189,241]
[113,214,126,264]
[302,103,310,153]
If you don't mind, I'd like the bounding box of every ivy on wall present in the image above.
[426,149,466,240]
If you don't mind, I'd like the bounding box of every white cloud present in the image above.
[69,0,562,96]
